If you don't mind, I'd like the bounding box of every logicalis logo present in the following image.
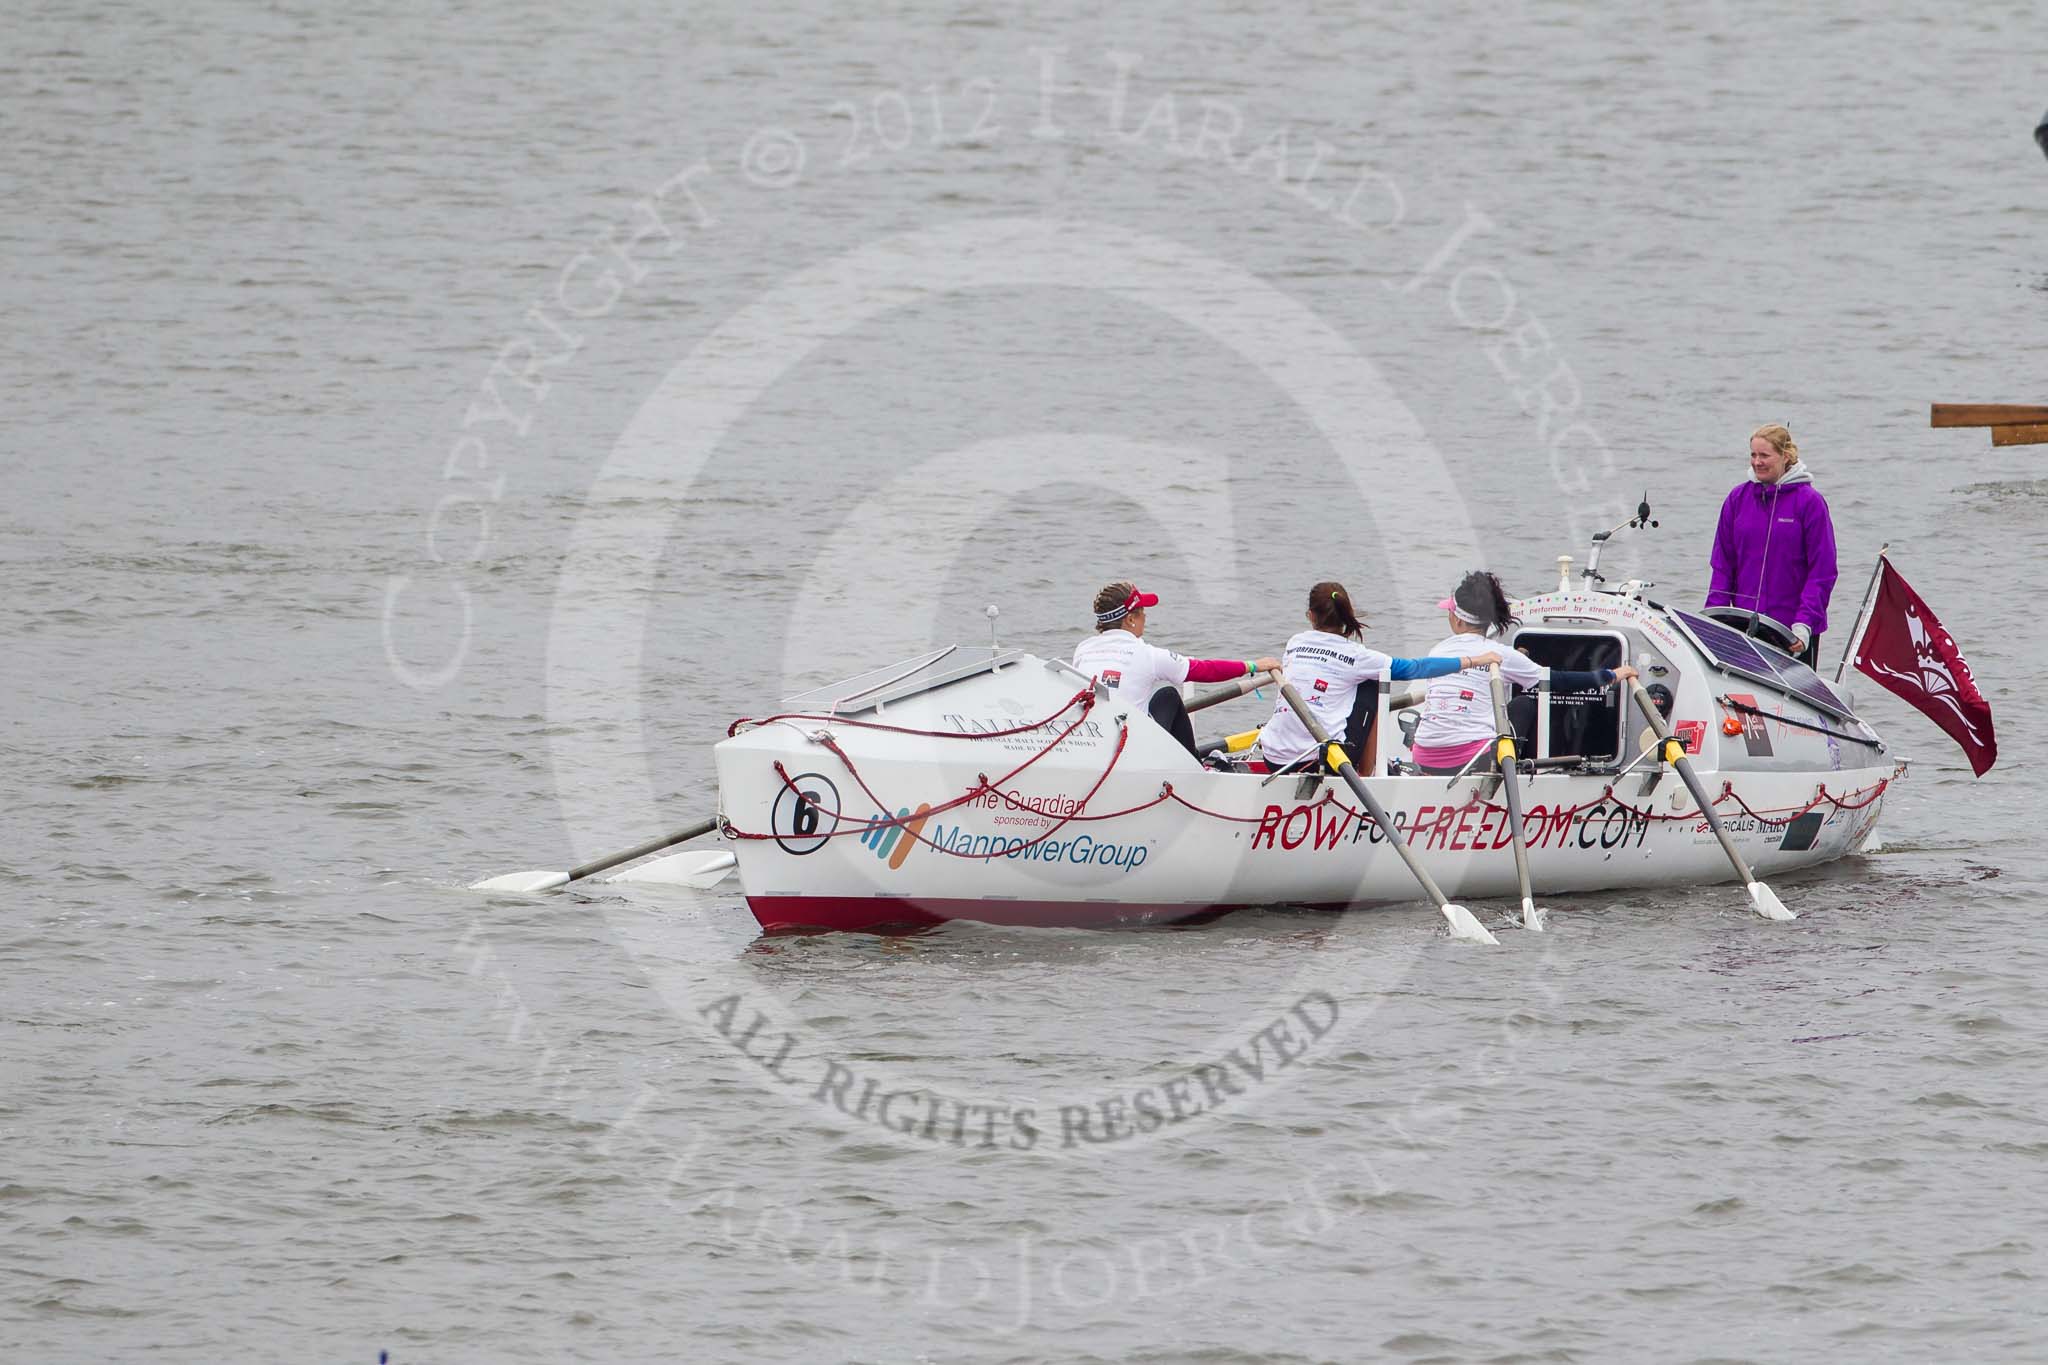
[859,803,932,870]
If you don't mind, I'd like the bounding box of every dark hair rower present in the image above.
[1452,570,1519,635]
[1307,580,1364,641]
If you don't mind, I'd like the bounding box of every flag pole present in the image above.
[1833,543,1890,685]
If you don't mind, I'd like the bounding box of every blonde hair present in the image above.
[1750,423,1799,466]
[1092,580,1138,632]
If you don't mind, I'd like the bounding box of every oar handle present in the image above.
[1483,663,1519,766]
[1484,663,1512,737]
[1186,668,1280,716]
[566,815,720,883]
[1486,665,1535,905]
[1273,679,1344,767]
[1626,679,1757,884]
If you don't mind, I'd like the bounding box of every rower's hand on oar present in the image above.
[1253,656,1283,675]
[1611,664,1640,684]
[1469,650,1504,669]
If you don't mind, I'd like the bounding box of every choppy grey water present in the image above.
[5,1,2048,1360]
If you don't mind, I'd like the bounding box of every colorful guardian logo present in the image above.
[860,803,932,871]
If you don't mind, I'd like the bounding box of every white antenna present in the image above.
[985,604,1000,656]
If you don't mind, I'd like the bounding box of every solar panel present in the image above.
[1668,609,1858,721]
[1753,642,1858,720]
[1671,609,1776,676]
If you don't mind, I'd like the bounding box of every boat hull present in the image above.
[742,894,1246,935]
[714,675,1899,934]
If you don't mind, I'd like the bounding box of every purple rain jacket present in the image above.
[1704,464,1839,637]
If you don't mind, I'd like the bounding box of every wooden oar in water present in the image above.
[1930,403,2048,448]
[1625,679,1793,922]
[1929,403,2048,427]
[1273,674,1497,945]
[1486,663,1543,932]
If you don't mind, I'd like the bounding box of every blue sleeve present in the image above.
[1389,656,1464,681]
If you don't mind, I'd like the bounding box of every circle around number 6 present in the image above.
[771,771,840,855]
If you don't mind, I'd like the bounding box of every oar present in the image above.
[1273,675,1497,945]
[1187,670,1416,739]
[1625,679,1792,922]
[606,849,737,887]
[1486,664,1542,932]
[470,815,721,893]
[1186,670,1274,715]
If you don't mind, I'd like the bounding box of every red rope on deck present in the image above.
[727,688,1096,739]
[721,695,1892,852]
[723,698,1137,862]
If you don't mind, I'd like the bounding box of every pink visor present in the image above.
[1438,595,1484,625]
[1096,588,1159,625]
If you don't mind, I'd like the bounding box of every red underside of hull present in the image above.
[746,894,1264,935]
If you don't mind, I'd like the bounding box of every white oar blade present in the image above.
[1440,903,1499,945]
[469,870,571,893]
[1521,897,1545,933]
[608,850,738,888]
[1747,881,1795,922]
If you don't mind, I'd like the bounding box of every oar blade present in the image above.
[1747,880,1795,922]
[607,850,738,888]
[468,870,571,893]
[1521,897,1545,932]
[1441,903,1499,945]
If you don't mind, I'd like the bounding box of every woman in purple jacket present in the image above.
[1705,423,1838,666]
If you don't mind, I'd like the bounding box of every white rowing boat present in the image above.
[712,583,1903,934]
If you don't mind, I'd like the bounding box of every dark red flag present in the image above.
[1852,560,1997,776]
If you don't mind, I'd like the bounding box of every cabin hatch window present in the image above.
[1511,630,1627,766]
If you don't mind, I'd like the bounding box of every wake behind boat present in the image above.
[712,573,1904,935]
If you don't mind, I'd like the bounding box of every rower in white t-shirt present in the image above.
[1257,580,1497,771]
[1072,581,1280,758]
[1409,570,1638,775]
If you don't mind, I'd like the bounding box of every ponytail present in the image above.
[1452,570,1519,637]
[1307,580,1364,641]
